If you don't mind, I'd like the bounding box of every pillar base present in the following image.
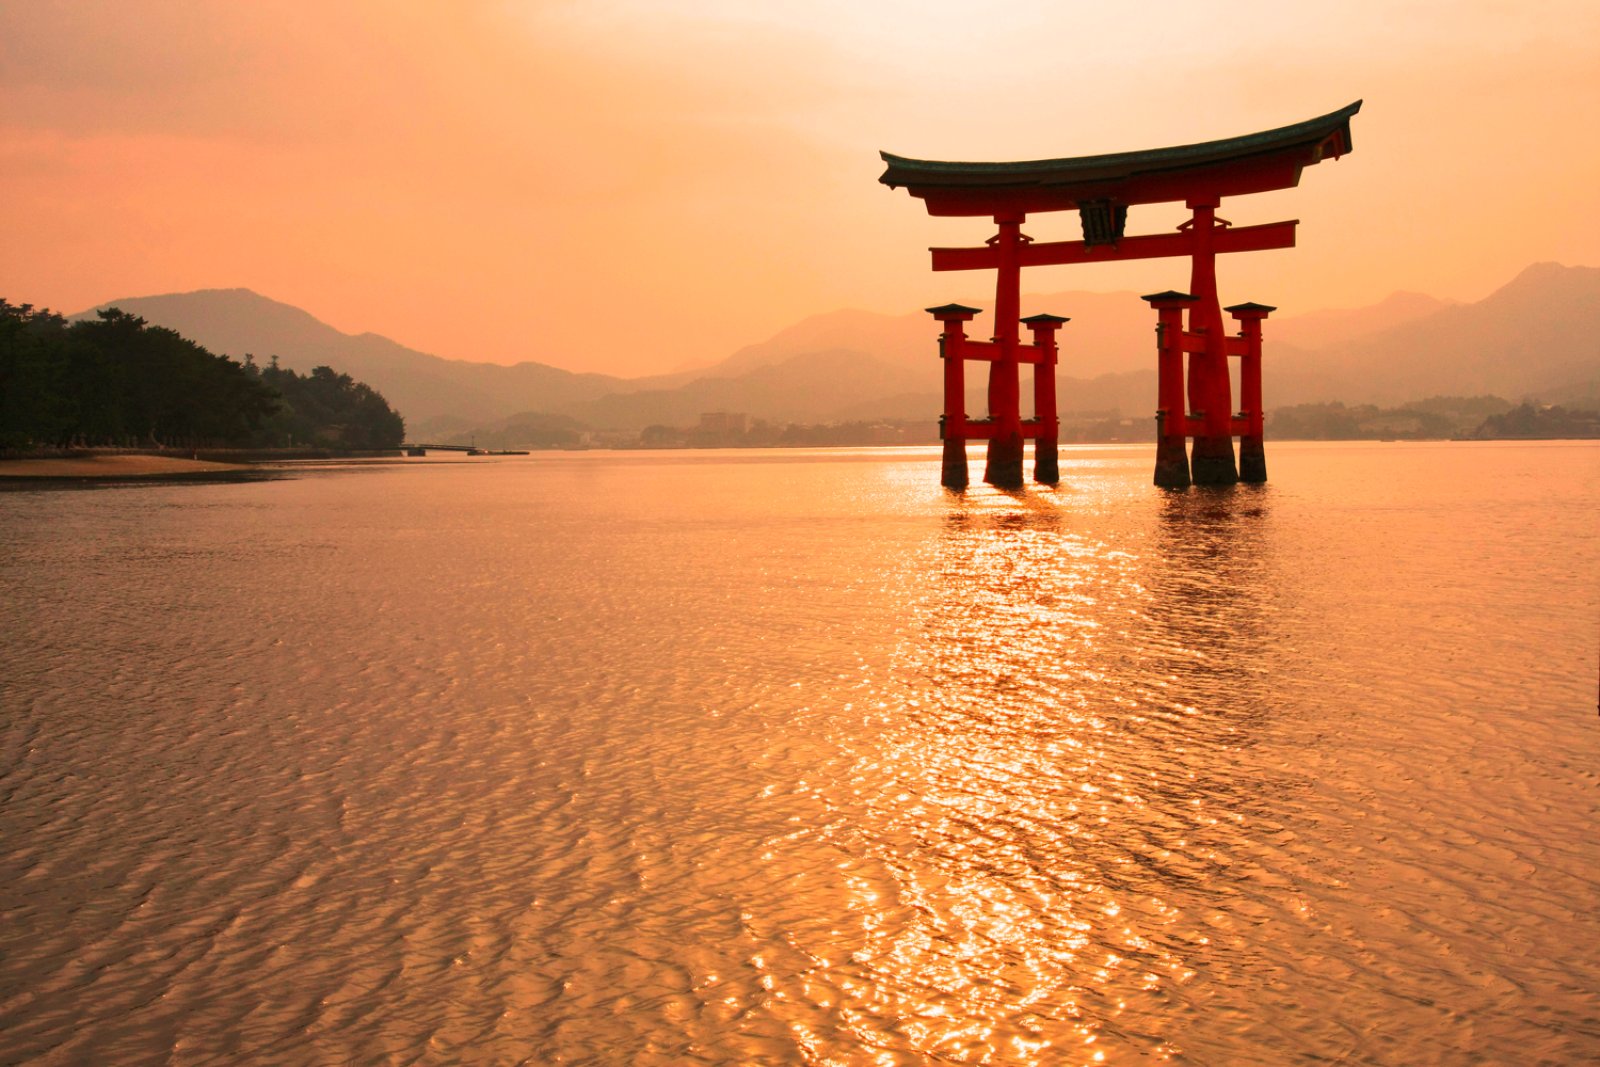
[1239,436,1267,483]
[1033,437,1059,485]
[1190,435,1239,485]
[941,436,969,490]
[1154,436,1191,488]
[984,430,1025,489]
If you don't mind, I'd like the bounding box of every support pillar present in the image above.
[984,215,1027,488]
[1185,200,1239,485]
[1022,314,1068,484]
[928,303,981,490]
[1227,302,1275,483]
[1143,291,1197,488]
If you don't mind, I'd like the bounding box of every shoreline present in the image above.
[0,447,409,482]
[0,454,254,480]
[5,437,1594,483]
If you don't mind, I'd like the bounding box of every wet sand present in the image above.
[0,454,249,479]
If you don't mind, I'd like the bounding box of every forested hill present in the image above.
[0,301,404,451]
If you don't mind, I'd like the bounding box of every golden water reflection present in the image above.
[773,481,1290,1064]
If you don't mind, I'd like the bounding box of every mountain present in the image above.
[1269,263,1600,405]
[607,266,1595,426]
[700,291,1160,381]
[69,263,1599,440]
[1267,291,1454,352]
[709,308,931,378]
[559,348,928,428]
[72,288,628,426]
[681,285,1467,392]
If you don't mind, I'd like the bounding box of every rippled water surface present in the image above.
[3,442,1598,1065]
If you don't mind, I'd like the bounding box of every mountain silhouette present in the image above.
[73,264,1598,434]
[73,288,627,428]
[1269,263,1600,405]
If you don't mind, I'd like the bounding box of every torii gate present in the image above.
[879,101,1360,489]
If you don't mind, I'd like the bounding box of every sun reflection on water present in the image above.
[769,475,1289,1064]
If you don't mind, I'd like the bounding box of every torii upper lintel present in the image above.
[879,101,1361,218]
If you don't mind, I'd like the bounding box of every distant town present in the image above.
[435,401,1600,453]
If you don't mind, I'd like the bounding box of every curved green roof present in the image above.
[880,101,1361,215]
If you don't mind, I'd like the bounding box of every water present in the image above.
[2,442,1597,1066]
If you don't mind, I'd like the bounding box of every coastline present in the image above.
[0,447,412,482]
[0,454,251,480]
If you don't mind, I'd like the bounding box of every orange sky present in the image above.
[3,1,1597,377]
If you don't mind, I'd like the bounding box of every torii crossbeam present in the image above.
[880,101,1361,489]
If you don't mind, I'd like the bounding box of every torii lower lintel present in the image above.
[929,218,1298,273]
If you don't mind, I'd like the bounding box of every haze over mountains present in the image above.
[76,262,1599,438]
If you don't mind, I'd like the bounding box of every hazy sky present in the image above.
[3,0,1597,376]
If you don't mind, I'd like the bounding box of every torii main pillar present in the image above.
[879,101,1359,489]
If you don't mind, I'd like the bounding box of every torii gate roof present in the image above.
[880,101,1361,217]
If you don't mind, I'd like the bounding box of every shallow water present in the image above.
[2,442,1598,1065]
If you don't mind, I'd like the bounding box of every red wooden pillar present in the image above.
[984,214,1026,488]
[928,303,981,490]
[1022,313,1068,484]
[1185,200,1239,485]
[1143,291,1198,488]
[1227,301,1275,483]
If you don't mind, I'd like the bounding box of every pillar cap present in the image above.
[1224,301,1277,316]
[926,302,983,319]
[1020,313,1070,325]
[1142,290,1198,305]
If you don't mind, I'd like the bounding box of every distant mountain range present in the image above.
[74,262,1599,437]
[1269,263,1599,407]
[69,288,632,431]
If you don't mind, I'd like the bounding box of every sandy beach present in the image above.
[0,454,250,479]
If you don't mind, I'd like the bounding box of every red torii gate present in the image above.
[880,101,1360,489]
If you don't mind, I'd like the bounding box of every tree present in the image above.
[247,360,405,449]
[0,299,400,450]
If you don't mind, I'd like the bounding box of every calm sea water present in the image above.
[2,442,1597,1066]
